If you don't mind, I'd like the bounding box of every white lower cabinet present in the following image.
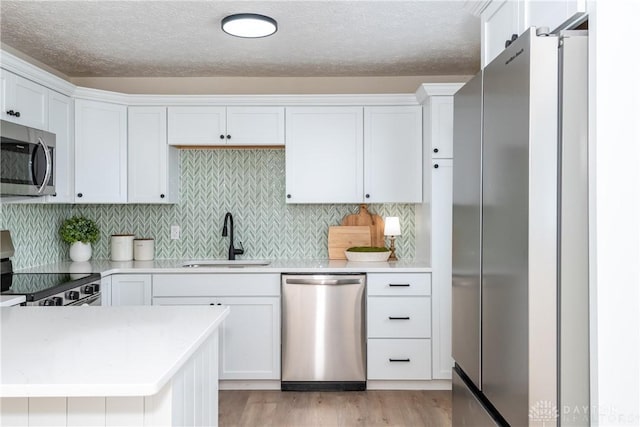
[101,276,112,306]
[368,339,432,380]
[367,272,432,381]
[151,274,280,381]
[431,158,453,380]
[111,274,152,306]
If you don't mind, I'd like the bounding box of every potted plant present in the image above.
[59,216,100,262]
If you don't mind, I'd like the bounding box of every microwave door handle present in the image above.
[36,137,52,194]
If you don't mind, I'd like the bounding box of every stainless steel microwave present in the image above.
[1,120,55,197]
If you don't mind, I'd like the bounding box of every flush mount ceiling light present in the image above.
[221,13,277,38]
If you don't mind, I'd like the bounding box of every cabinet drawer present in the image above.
[152,274,280,297]
[367,297,431,338]
[367,273,431,296]
[367,339,432,380]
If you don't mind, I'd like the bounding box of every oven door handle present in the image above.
[70,293,101,306]
[36,136,52,194]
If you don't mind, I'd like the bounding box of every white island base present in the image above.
[1,306,229,426]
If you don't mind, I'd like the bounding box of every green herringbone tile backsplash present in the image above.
[1,150,415,269]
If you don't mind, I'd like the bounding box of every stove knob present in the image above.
[52,297,63,306]
[93,283,100,292]
[67,291,80,300]
[43,299,55,306]
[83,285,95,295]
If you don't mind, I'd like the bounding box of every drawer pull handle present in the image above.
[388,316,410,320]
[389,358,411,362]
[389,283,410,287]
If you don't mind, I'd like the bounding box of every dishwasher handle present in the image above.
[284,278,363,286]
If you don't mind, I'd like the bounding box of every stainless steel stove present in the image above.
[3,272,102,306]
[1,230,102,306]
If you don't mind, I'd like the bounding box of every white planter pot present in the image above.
[70,242,92,262]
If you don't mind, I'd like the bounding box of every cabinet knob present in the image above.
[433,148,439,153]
[77,193,83,198]
[434,164,439,169]
[286,194,291,199]
[160,194,165,199]
[226,135,231,139]
[365,194,370,199]
[15,111,20,118]
[219,134,225,140]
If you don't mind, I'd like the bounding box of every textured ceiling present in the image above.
[0,1,480,78]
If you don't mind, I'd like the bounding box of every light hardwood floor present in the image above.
[219,390,452,427]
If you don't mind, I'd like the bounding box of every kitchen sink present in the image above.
[181,260,271,268]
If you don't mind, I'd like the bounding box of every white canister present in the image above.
[111,234,134,261]
[133,238,155,261]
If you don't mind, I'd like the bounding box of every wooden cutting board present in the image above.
[327,226,372,259]
[341,204,385,247]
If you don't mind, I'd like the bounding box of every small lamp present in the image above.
[384,217,401,261]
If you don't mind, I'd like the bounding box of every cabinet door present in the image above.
[481,0,523,67]
[128,107,179,203]
[285,107,363,203]
[431,158,453,379]
[111,274,152,306]
[427,97,454,159]
[217,296,280,380]
[101,276,112,306]
[1,69,48,129]
[226,106,285,145]
[152,295,281,380]
[364,106,422,203]
[75,99,127,203]
[167,106,226,146]
[46,92,74,203]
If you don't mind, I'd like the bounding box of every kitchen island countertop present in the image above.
[0,305,229,397]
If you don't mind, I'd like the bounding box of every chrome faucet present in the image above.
[222,212,244,260]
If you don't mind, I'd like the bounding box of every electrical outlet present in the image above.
[170,225,180,240]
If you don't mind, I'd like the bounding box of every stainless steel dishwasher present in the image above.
[281,274,366,391]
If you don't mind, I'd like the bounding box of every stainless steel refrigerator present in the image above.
[452,28,589,426]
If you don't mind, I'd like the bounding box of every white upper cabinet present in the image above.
[167,106,284,146]
[481,0,523,67]
[481,0,587,68]
[1,69,48,130]
[425,97,454,159]
[286,105,423,204]
[167,106,225,146]
[526,0,586,34]
[364,106,422,203]
[46,91,74,203]
[128,107,180,204]
[74,99,127,203]
[226,107,285,145]
[285,107,364,203]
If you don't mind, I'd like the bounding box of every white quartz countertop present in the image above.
[0,305,229,397]
[0,295,25,307]
[16,259,431,275]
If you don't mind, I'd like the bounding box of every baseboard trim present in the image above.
[219,379,452,391]
[366,380,452,390]
[219,380,281,390]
